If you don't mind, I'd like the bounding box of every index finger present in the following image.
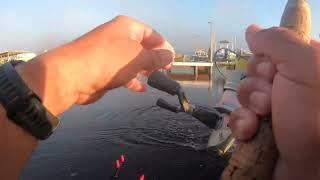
[112,16,175,53]
[246,25,319,86]
[246,25,314,65]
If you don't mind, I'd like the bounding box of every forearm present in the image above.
[0,106,37,180]
[0,49,77,179]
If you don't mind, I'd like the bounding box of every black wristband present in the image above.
[0,62,59,140]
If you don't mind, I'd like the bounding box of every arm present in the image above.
[0,15,175,179]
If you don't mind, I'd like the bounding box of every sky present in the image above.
[0,0,319,54]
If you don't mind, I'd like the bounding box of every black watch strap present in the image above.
[0,62,59,140]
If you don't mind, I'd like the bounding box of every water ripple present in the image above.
[92,105,211,150]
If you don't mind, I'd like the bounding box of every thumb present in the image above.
[125,78,147,92]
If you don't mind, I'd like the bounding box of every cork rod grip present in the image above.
[221,0,311,179]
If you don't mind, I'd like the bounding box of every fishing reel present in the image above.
[148,71,245,156]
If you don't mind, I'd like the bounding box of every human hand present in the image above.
[16,16,175,115]
[227,25,320,179]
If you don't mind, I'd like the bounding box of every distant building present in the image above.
[193,49,209,62]
[194,49,208,58]
[0,51,37,64]
[218,40,231,49]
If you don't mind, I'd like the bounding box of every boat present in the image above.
[0,51,37,65]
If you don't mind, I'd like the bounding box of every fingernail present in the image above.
[135,84,147,92]
[159,50,174,65]
[249,91,270,115]
[245,27,255,39]
[164,62,172,70]
[246,24,261,42]
[246,24,261,35]
[234,119,257,141]
[228,115,247,141]
[163,41,175,54]
[256,61,272,76]
[232,117,258,141]
[139,85,147,92]
[233,118,246,140]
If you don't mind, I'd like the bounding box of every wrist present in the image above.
[15,51,77,115]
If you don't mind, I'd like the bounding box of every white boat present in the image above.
[0,51,37,64]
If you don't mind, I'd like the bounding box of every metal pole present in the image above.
[208,21,214,82]
[213,26,216,52]
[208,21,213,63]
[231,37,234,51]
[234,36,237,51]
[214,42,217,52]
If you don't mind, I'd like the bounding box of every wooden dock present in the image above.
[171,61,235,80]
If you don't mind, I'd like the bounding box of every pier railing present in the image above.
[171,61,236,80]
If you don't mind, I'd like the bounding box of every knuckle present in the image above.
[267,26,287,34]
[309,47,320,80]
[238,82,250,106]
[245,24,260,36]
[152,53,162,70]
[309,46,320,60]
[263,27,284,37]
[265,26,307,44]
[142,50,160,71]
[239,77,254,90]
[113,15,132,24]
[263,27,289,40]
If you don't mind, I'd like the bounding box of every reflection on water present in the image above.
[22,75,228,180]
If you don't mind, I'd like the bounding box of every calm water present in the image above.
[22,75,229,180]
